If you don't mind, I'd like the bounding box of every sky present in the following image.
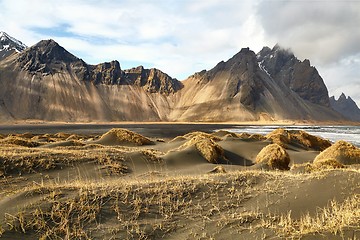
[0,0,359,106]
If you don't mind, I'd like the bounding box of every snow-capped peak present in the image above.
[0,31,27,53]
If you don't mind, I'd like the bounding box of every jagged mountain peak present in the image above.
[257,44,329,106]
[231,47,256,59]
[200,47,259,81]
[17,39,84,75]
[0,31,27,61]
[22,39,79,63]
[0,31,27,52]
[124,65,183,94]
[330,93,360,121]
[339,92,347,100]
[0,35,349,122]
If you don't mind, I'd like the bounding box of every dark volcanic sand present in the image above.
[0,123,240,138]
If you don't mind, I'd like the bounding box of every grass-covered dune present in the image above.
[0,128,359,239]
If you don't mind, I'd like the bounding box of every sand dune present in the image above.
[0,127,359,239]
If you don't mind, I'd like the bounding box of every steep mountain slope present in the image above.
[0,35,346,122]
[257,45,329,106]
[330,93,360,121]
[0,31,27,61]
[170,48,342,121]
[0,39,181,121]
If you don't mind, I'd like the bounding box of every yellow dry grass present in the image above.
[180,133,226,163]
[0,136,40,148]
[141,149,164,163]
[248,133,267,141]
[183,131,222,142]
[276,194,360,237]
[1,129,359,239]
[53,132,72,139]
[314,140,360,165]
[255,143,290,170]
[99,128,153,146]
[2,169,359,239]
[313,158,345,169]
[0,144,129,177]
[211,130,239,138]
[208,165,227,174]
[266,128,331,150]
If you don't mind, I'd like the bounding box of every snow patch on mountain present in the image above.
[0,31,27,52]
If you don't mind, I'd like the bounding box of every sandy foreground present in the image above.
[0,124,359,239]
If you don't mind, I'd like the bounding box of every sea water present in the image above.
[218,125,360,147]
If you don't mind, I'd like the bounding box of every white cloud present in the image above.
[255,0,360,106]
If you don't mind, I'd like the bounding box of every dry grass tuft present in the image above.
[211,130,239,139]
[195,139,225,164]
[41,140,86,148]
[66,134,82,141]
[0,136,40,148]
[183,131,222,142]
[266,128,331,151]
[16,132,34,139]
[248,133,267,141]
[256,143,290,170]
[98,128,153,146]
[174,131,226,163]
[0,146,129,177]
[208,165,226,174]
[54,132,72,139]
[141,149,164,163]
[180,135,226,163]
[307,158,345,172]
[169,136,187,143]
[235,132,267,141]
[276,194,360,237]
[5,189,103,239]
[314,140,360,165]
[237,132,251,139]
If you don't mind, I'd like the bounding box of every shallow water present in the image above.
[218,125,360,147]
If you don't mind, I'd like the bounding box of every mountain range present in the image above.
[0,32,358,122]
[0,32,27,61]
[330,93,360,121]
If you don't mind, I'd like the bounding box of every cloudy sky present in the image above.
[1,0,359,105]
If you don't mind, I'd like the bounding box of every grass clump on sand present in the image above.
[256,143,290,170]
[5,189,104,239]
[141,149,164,163]
[183,131,222,142]
[97,128,154,146]
[0,136,40,148]
[266,128,331,151]
[208,165,226,174]
[306,158,345,172]
[211,130,239,139]
[1,167,360,239]
[314,140,360,165]
[0,146,129,177]
[276,194,360,237]
[180,132,226,163]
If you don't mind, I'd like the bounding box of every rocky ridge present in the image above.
[172,47,342,121]
[330,93,360,121]
[15,39,182,94]
[0,31,27,60]
[0,33,350,122]
[257,45,330,106]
